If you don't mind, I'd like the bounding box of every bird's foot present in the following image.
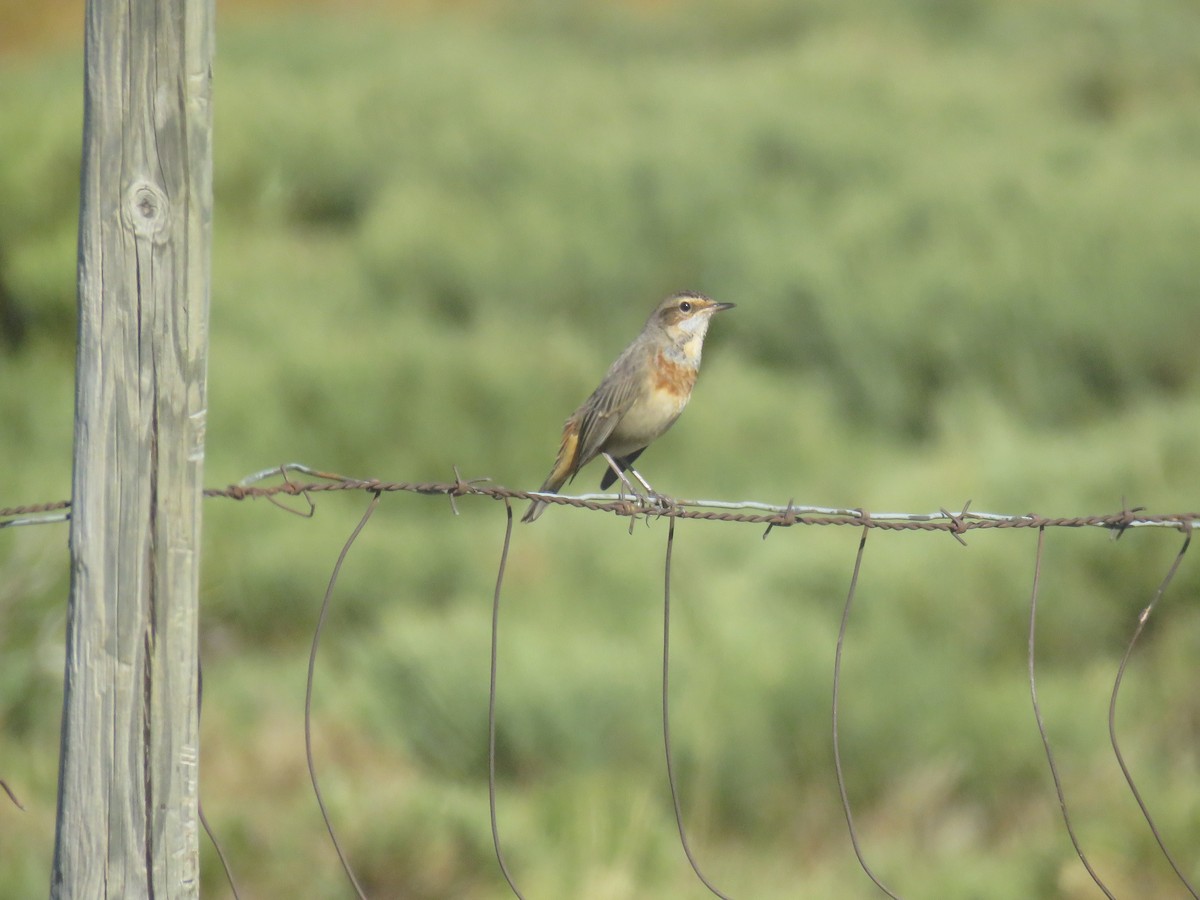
[641,490,674,514]
[622,489,675,533]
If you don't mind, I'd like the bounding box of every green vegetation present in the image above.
[3,0,1199,896]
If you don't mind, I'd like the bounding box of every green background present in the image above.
[2,0,1199,896]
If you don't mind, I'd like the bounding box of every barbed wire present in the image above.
[4,463,1198,898]
[4,463,1197,536]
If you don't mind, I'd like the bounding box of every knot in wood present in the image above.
[125,180,171,241]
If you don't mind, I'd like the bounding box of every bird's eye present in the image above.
[678,300,692,313]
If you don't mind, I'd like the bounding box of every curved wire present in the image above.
[305,491,382,900]
[660,515,735,899]
[1026,527,1116,899]
[197,661,243,899]
[488,499,526,899]
[1107,527,1197,898]
[831,526,902,899]
[199,800,242,900]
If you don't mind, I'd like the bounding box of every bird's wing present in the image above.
[573,347,646,469]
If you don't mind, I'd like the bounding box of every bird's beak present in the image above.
[713,302,735,312]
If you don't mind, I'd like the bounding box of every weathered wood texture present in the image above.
[53,0,213,896]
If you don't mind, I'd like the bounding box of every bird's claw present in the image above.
[621,490,674,532]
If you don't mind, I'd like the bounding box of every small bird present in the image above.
[522,291,734,523]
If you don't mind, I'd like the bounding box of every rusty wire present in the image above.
[487,498,526,900]
[0,500,70,529]
[1026,524,1199,899]
[197,664,243,900]
[1027,527,1117,899]
[198,479,1199,534]
[304,490,382,900]
[5,464,1199,533]
[1107,526,1198,898]
[831,526,903,899]
[661,516,735,899]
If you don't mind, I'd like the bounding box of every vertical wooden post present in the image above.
[53,0,213,895]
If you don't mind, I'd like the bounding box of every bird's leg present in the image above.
[625,465,674,515]
[601,452,642,501]
[600,453,650,531]
[601,454,673,525]
[625,466,655,496]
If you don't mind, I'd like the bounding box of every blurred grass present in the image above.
[3,0,1200,896]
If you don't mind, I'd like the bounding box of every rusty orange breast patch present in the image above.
[653,350,699,398]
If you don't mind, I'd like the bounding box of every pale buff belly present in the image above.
[604,386,690,457]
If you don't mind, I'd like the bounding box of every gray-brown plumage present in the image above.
[523,291,733,523]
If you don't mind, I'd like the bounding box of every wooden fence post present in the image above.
[52,0,214,895]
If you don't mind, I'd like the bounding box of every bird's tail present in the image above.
[521,471,568,523]
[521,424,579,523]
[521,497,549,524]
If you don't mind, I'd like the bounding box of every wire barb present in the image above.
[264,463,318,517]
[1111,496,1149,541]
[762,497,796,539]
[938,500,973,546]
[448,465,492,516]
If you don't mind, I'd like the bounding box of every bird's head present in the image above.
[651,292,735,346]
